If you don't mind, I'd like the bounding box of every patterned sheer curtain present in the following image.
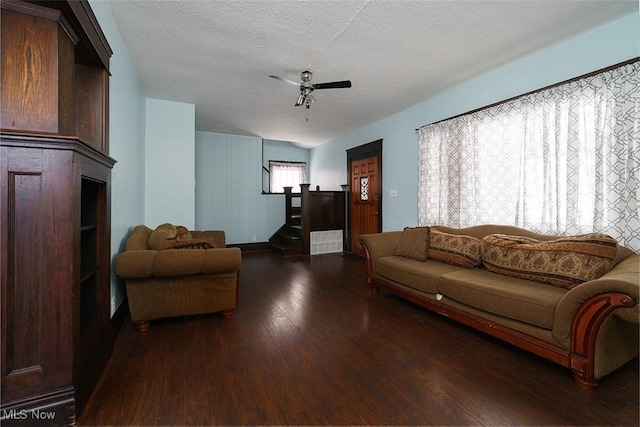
[418,61,639,250]
[269,161,306,193]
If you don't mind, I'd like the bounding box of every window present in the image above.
[360,177,369,201]
[417,61,639,250]
[269,161,306,193]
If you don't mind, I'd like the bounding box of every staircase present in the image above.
[269,187,304,256]
[269,224,303,256]
[269,184,347,257]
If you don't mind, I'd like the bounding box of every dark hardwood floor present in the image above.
[79,251,639,426]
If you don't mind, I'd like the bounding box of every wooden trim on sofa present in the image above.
[361,243,636,390]
[570,292,636,389]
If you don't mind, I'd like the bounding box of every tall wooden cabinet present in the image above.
[0,0,115,424]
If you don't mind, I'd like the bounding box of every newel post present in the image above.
[300,184,311,254]
[283,186,293,225]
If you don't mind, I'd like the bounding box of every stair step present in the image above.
[269,240,303,257]
[269,222,304,257]
[269,234,302,247]
[281,234,301,240]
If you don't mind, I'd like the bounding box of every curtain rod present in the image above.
[414,57,639,133]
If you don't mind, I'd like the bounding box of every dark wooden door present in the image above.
[350,155,380,254]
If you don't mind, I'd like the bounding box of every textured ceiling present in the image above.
[107,0,637,148]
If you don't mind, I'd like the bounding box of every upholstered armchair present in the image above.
[115,224,241,332]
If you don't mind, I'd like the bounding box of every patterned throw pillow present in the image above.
[175,225,193,241]
[172,238,217,249]
[394,227,430,261]
[481,233,619,289]
[148,223,178,250]
[429,229,481,268]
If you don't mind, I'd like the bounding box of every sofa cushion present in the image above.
[394,226,430,261]
[376,256,464,294]
[481,233,618,289]
[148,223,178,250]
[439,269,567,329]
[429,229,481,268]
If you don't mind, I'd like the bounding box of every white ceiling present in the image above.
[107,0,637,148]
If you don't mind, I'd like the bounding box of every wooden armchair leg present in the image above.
[222,309,234,319]
[135,320,150,333]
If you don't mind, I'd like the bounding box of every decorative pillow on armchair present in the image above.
[148,223,178,250]
[481,233,618,289]
[172,238,217,250]
[394,226,430,261]
[175,225,193,241]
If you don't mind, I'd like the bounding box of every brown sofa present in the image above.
[115,224,242,332]
[359,225,639,390]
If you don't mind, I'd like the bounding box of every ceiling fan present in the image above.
[269,70,352,109]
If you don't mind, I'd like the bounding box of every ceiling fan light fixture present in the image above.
[305,94,315,109]
[271,69,351,108]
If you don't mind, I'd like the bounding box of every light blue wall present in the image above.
[144,98,196,229]
[195,133,310,243]
[310,12,640,233]
[89,0,145,316]
[263,139,310,166]
[195,132,287,243]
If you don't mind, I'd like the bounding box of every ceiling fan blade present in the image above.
[269,74,301,87]
[312,80,352,89]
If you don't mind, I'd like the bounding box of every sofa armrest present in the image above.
[359,232,402,260]
[359,231,402,281]
[553,254,639,347]
[116,247,241,279]
[115,250,156,278]
[190,230,226,247]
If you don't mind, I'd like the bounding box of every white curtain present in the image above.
[418,61,639,250]
[269,161,306,193]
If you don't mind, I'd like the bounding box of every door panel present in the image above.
[350,156,379,254]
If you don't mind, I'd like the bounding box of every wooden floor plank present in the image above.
[79,251,639,426]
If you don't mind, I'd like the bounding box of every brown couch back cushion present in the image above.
[481,233,619,289]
